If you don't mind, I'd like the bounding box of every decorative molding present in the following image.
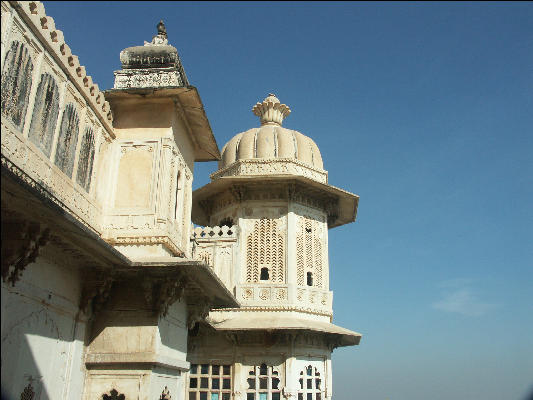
[106,235,185,258]
[211,305,332,318]
[113,68,185,89]
[198,182,338,226]
[211,158,328,184]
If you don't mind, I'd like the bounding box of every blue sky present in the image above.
[43,2,533,399]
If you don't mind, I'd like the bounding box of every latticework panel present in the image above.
[296,215,325,288]
[245,218,285,283]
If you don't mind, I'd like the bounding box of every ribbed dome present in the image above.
[218,94,324,170]
[219,125,323,170]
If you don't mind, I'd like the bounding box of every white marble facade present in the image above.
[1,3,361,400]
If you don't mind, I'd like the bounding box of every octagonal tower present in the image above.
[188,95,361,400]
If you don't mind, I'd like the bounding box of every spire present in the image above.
[252,94,291,126]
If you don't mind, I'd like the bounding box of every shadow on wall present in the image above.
[1,311,54,400]
[1,259,87,400]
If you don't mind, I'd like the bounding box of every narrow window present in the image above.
[29,73,60,157]
[307,272,313,286]
[174,171,181,220]
[1,41,33,129]
[54,103,79,178]
[260,267,270,281]
[76,126,95,191]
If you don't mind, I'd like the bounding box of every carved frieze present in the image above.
[210,159,328,184]
[113,68,185,89]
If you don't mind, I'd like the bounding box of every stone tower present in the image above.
[188,94,361,400]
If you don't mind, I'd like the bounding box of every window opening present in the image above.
[1,41,33,129]
[29,73,60,157]
[260,267,270,281]
[298,366,322,400]
[188,363,232,400]
[76,126,95,191]
[307,272,313,286]
[246,364,281,400]
[54,103,79,178]
[174,171,181,220]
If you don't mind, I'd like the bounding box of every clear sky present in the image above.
[42,2,533,399]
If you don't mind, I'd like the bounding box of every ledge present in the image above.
[85,352,190,371]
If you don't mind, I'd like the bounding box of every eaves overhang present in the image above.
[207,315,362,347]
[192,175,359,229]
[1,160,237,309]
[104,86,220,162]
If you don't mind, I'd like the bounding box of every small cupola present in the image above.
[113,20,189,89]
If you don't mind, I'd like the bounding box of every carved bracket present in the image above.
[143,276,187,318]
[230,184,247,203]
[1,220,50,286]
[187,299,211,329]
[80,272,115,316]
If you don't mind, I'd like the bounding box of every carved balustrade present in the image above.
[191,225,238,290]
[236,284,333,316]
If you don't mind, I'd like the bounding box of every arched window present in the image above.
[260,267,270,281]
[54,103,79,178]
[76,126,95,191]
[246,364,281,400]
[298,366,322,400]
[1,40,33,129]
[29,73,60,157]
[306,272,313,286]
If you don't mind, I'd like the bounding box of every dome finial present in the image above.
[157,20,167,38]
[252,94,291,126]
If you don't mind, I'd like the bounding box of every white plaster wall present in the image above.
[1,249,87,400]
[157,299,189,363]
[148,366,183,400]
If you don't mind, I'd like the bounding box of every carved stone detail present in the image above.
[1,220,50,286]
[80,273,115,315]
[187,300,211,329]
[211,158,328,184]
[20,382,35,400]
[160,386,172,400]
[102,389,125,400]
[114,68,185,89]
[245,217,285,283]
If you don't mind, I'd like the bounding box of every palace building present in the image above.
[0,2,361,400]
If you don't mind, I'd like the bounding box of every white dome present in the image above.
[218,94,324,171]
